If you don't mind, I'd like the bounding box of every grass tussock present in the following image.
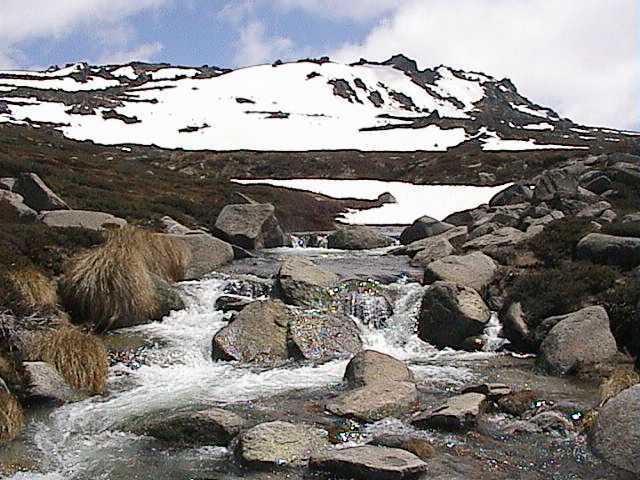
[60,227,189,331]
[1,267,58,317]
[0,390,24,444]
[598,368,640,406]
[26,327,108,395]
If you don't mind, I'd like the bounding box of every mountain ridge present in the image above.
[0,55,638,152]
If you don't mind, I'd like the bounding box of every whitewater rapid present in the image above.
[8,266,505,479]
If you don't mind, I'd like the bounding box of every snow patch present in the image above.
[232,178,509,224]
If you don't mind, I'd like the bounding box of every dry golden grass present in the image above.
[60,227,189,331]
[26,327,109,395]
[0,391,24,444]
[598,367,640,406]
[2,267,58,316]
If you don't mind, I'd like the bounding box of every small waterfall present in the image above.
[481,312,510,352]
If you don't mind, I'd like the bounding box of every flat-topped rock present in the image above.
[238,421,327,467]
[423,252,497,291]
[310,445,428,480]
[576,233,640,267]
[413,393,487,431]
[327,226,394,250]
[38,209,127,231]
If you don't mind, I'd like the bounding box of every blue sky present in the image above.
[0,0,638,130]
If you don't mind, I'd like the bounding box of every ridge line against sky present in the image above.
[0,0,638,130]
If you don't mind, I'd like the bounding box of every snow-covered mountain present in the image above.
[0,55,637,151]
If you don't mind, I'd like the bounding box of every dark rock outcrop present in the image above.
[400,216,454,245]
[576,233,640,267]
[418,282,491,350]
[13,173,69,211]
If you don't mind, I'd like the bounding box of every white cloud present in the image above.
[329,0,639,130]
[272,0,407,20]
[0,0,168,68]
[233,20,294,67]
[98,41,164,65]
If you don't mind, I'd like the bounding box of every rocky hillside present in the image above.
[1,55,638,152]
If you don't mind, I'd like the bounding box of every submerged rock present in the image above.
[418,281,490,350]
[310,445,428,480]
[238,421,327,467]
[136,408,246,446]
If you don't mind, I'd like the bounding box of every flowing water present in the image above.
[3,248,624,479]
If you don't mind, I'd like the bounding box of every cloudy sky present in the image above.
[1,0,638,130]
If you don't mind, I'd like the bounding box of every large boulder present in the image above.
[423,252,497,292]
[214,203,286,250]
[444,206,489,227]
[418,282,491,350]
[580,170,612,195]
[0,191,37,222]
[327,226,394,250]
[211,300,293,363]
[135,408,246,446]
[238,421,327,467]
[539,306,618,375]
[289,311,362,362]
[404,227,468,257]
[410,238,454,268]
[591,385,640,474]
[310,446,428,480]
[533,170,579,202]
[166,233,233,280]
[38,210,127,231]
[343,350,414,388]
[489,183,533,207]
[400,216,454,245]
[576,233,640,267]
[325,381,418,422]
[13,173,69,211]
[326,351,417,421]
[277,257,338,307]
[462,227,528,251]
[610,162,640,186]
[412,393,487,431]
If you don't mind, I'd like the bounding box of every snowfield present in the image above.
[0,57,614,152]
[233,178,510,224]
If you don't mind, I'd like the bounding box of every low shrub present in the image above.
[25,327,108,395]
[598,367,640,406]
[601,279,640,358]
[60,227,188,331]
[528,218,594,267]
[505,261,618,328]
[0,390,23,444]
